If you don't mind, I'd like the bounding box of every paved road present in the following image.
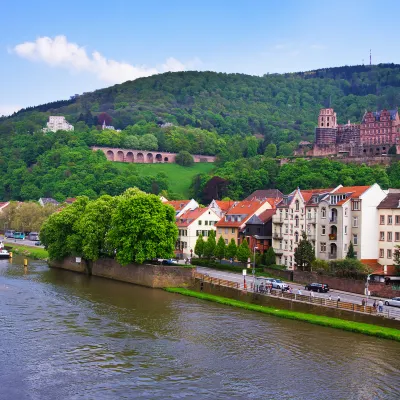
[1,236,44,248]
[196,266,393,308]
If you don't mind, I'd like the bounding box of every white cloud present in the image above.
[0,104,22,116]
[12,35,200,84]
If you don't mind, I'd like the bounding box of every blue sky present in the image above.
[1,0,399,115]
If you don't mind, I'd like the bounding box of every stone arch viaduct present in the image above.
[92,147,216,164]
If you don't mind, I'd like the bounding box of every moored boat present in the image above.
[0,249,10,259]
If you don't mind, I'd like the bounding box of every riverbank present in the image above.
[166,288,400,342]
[5,243,48,260]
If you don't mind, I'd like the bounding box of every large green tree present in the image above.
[226,238,237,260]
[194,234,205,258]
[294,231,315,271]
[263,247,276,266]
[215,236,226,262]
[236,239,251,266]
[203,230,216,259]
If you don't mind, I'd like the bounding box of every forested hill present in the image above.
[3,64,400,150]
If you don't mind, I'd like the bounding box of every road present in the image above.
[1,236,44,248]
[196,266,393,308]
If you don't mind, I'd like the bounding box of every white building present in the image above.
[176,208,221,258]
[166,199,199,217]
[44,116,74,132]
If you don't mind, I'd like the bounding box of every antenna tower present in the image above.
[370,49,372,66]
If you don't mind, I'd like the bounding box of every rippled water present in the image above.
[1,257,399,399]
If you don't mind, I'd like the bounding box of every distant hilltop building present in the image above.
[296,107,400,158]
[43,116,74,132]
[102,120,120,132]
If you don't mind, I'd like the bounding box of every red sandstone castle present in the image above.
[300,107,400,157]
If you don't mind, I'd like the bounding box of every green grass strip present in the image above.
[165,288,400,342]
[6,243,49,260]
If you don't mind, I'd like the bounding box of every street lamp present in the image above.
[253,246,258,292]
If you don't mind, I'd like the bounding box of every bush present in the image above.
[191,258,263,273]
[329,259,371,279]
[311,258,330,273]
[175,151,194,166]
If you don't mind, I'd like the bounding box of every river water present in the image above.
[1,257,399,400]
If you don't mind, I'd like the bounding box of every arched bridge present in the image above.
[92,147,216,163]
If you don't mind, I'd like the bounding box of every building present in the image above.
[208,199,235,218]
[215,199,272,246]
[300,107,400,158]
[38,198,59,207]
[44,116,74,132]
[175,208,220,258]
[0,202,10,212]
[166,199,199,217]
[377,192,400,274]
[241,209,275,252]
[244,189,283,202]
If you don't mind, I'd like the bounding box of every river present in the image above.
[1,257,399,400]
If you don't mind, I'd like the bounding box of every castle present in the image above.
[297,108,400,158]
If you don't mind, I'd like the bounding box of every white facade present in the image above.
[44,116,74,132]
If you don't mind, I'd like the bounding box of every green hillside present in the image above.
[113,162,214,198]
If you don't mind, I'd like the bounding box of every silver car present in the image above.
[269,279,289,291]
[384,297,400,307]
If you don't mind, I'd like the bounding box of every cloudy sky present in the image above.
[1,0,399,115]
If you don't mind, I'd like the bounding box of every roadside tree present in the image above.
[236,239,251,266]
[215,236,226,262]
[263,247,276,266]
[194,234,205,258]
[203,230,216,259]
[294,231,315,271]
[226,238,237,260]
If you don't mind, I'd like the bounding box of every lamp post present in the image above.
[253,246,258,292]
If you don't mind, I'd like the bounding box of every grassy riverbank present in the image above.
[6,244,48,260]
[165,288,400,342]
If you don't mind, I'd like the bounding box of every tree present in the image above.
[393,245,400,275]
[203,230,216,259]
[107,189,177,264]
[194,234,205,258]
[264,143,277,158]
[226,238,237,260]
[175,151,194,166]
[294,231,315,271]
[346,241,356,259]
[139,134,158,150]
[263,247,276,266]
[236,239,251,266]
[98,112,112,126]
[215,236,226,262]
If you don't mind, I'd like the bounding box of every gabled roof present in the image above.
[332,186,370,205]
[246,209,275,225]
[377,193,400,209]
[0,202,9,209]
[362,109,398,122]
[166,200,190,212]
[214,200,235,212]
[245,189,283,202]
[176,208,209,227]
[216,199,267,227]
[39,197,59,206]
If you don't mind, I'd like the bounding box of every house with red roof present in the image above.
[215,199,273,246]
[175,207,220,258]
[166,199,199,217]
[208,199,235,218]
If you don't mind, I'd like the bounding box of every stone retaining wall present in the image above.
[50,257,194,288]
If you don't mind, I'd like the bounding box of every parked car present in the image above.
[384,297,400,307]
[269,279,289,291]
[34,241,42,246]
[305,283,330,293]
[5,230,15,238]
[162,259,178,265]
[13,232,25,240]
[27,232,39,241]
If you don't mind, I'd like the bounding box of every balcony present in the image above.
[273,231,283,239]
[307,234,316,241]
[273,248,284,255]
[329,234,337,241]
[328,253,337,259]
[306,215,316,224]
[272,214,284,224]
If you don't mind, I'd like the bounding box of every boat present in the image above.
[0,249,10,259]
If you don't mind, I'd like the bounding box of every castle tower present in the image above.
[318,108,337,129]
[315,108,338,145]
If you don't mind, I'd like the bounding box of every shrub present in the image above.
[175,151,194,166]
[329,259,371,279]
[311,258,330,273]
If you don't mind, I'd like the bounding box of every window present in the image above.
[285,224,288,234]
[352,217,358,228]
[388,232,393,242]
[224,228,228,234]
[380,215,385,225]
[295,232,299,243]
[295,200,299,211]
[321,208,326,218]
[295,216,299,227]
[379,249,384,258]
[322,225,326,235]
[396,232,400,242]
[353,234,358,245]
[284,240,288,250]
[205,221,208,226]
[320,242,326,252]
[231,228,235,234]
[196,230,201,236]
[344,226,347,234]
[388,216,393,225]
[218,228,222,234]
[344,243,347,251]
[225,239,228,245]
[284,257,288,266]
[352,201,360,211]
[387,249,392,259]
[344,208,348,217]
[198,220,202,225]
[396,216,400,225]
[380,231,384,241]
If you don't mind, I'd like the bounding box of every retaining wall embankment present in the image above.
[50,257,194,288]
[191,280,400,329]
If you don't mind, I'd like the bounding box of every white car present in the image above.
[384,297,400,307]
[269,279,289,291]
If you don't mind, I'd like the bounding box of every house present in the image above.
[376,192,400,274]
[166,199,199,217]
[215,199,272,246]
[176,208,221,258]
[159,195,168,203]
[245,189,283,202]
[38,198,59,207]
[0,202,10,212]
[208,199,235,218]
[241,209,276,252]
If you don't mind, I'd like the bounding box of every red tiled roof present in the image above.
[166,200,190,212]
[216,199,267,227]
[256,209,276,223]
[215,200,235,212]
[176,208,209,227]
[0,202,9,209]
[333,186,370,205]
[300,188,333,203]
[377,193,400,209]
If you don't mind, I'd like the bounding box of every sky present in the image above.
[1,0,400,116]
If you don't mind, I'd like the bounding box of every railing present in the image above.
[329,234,337,240]
[306,215,316,224]
[272,231,283,239]
[330,217,337,224]
[307,234,316,241]
[272,214,284,224]
[273,247,284,255]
